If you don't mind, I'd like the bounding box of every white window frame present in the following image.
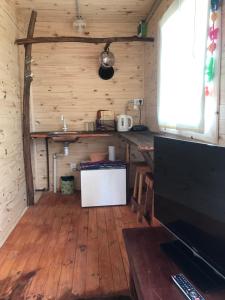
[157,0,221,144]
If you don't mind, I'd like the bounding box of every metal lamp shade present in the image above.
[98,66,114,80]
[99,50,115,68]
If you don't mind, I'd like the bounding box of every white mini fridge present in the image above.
[81,162,126,207]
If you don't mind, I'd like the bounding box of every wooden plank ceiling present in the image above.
[15,0,155,23]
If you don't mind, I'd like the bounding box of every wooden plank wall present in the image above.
[144,1,225,146]
[15,0,154,24]
[17,10,145,191]
[0,0,27,246]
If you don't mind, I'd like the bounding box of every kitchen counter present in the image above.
[30,131,113,139]
[119,131,155,170]
[30,130,157,194]
[30,130,156,145]
[118,130,155,147]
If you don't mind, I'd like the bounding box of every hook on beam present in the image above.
[104,41,112,52]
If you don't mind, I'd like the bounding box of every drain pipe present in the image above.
[53,153,58,193]
[53,142,70,193]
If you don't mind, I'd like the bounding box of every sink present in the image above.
[49,131,80,142]
[51,136,80,142]
[49,131,79,135]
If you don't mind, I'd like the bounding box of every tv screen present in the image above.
[154,136,225,280]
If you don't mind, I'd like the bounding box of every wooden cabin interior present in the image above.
[0,0,225,299]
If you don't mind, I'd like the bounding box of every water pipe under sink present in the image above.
[53,142,70,193]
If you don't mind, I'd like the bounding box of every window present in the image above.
[157,0,220,143]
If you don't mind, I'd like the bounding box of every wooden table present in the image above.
[119,131,155,202]
[119,131,155,147]
[123,227,225,300]
[119,130,202,168]
[119,131,155,168]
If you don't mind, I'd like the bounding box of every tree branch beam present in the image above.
[22,10,37,206]
[16,36,154,45]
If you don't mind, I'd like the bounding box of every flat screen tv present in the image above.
[154,135,225,291]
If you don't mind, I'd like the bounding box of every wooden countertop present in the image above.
[119,130,203,148]
[119,131,155,147]
[30,130,156,145]
[30,130,189,149]
[30,131,114,139]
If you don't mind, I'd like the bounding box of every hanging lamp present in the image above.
[73,0,86,33]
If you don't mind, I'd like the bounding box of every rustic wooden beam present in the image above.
[15,36,154,45]
[22,10,37,206]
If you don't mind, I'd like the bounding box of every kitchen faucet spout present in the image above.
[61,115,68,132]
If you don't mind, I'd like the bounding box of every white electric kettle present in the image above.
[117,115,133,132]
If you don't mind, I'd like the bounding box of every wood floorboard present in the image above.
[44,199,76,300]
[97,208,114,295]
[72,207,89,297]
[0,192,149,299]
[112,207,130,282]
[105,207,127,294]
[57,203,80,298]
[85,208,100,296]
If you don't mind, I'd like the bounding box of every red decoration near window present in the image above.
[208,42,217,54]
[205,86,210,97]
[209,26,219,40]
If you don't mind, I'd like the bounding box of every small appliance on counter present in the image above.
[131,99,148,131]
[80,161,126,207]
[117,115,133,132]
[96,110,116,131]
[132,124,148,131]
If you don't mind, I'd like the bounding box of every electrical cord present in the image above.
[139,99,142,125]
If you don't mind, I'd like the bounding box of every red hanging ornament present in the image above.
[209,26,219,40]
[205,86,210,97]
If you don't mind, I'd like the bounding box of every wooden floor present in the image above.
[0,192,148,300]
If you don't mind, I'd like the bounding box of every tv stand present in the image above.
[161,240,225,292]
[123,227,225,300]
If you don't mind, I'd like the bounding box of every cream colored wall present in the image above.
[17,11,145,190]
[144,1,225,146]
[0,1,27,246]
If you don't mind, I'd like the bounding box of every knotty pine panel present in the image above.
[15,0,154,24]
[31,41,144,132]
[0,0,27,247]
[16,13,145,190]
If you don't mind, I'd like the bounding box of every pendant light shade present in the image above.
[73,16,86,33]
[99,50,115,68]
[99,45,115,80]
[73,0,86,33]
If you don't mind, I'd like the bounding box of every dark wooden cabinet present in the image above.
[123,227,225,300]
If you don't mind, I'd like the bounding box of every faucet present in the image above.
[61,115,68,132]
